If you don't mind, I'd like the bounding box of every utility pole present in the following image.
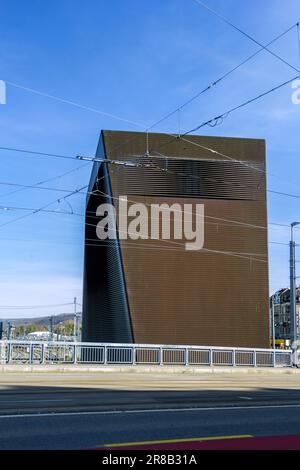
[49,316,54,342]
[290,222,300,348]
[73,297,77,342]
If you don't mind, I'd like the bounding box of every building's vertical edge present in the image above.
[82,132,133,343]
[101,132,134,343]
[262,139,271,345]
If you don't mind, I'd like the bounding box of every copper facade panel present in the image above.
[83,130,269,348]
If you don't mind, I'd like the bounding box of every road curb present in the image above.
[0,364,300,375]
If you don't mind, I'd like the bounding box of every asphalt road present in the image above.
[1,406,300,449]
[0,370,300,449]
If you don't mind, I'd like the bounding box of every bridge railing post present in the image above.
[159,347,163,366]
[209,348,213,366]
[232,349,236,366]
[104,345,108,365]
[185,348,189,366]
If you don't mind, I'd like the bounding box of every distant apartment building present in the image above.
[270,288,300,344]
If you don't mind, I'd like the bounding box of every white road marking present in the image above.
[0,403,299,418]
[0,399,73,403]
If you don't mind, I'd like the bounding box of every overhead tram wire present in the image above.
[97,26,300,190]
[87,184,296,235]
[83,205,286,259]
[3,137,300,207]
[99,10,300,179]
[2,47,300,226]
[0,21,295,262]
[0,200,294,236]
[0,141,292,227]
[2,15,298,158]
[4,138,300,203]
[4,82,297,202]
[192,0,300,75]
[80,144,300,205]
[0,162,89,199]
[0,173,109,229]
[5,82,146,129]
[142,73,299,148]
[298,22,300,68]
[0,122,288,203]
[0,181,269,262]
[84,242,268,263]
[3,21,298,169]
[105,20,300,159]
[0,302,74,309]
[104,17,299,160]
[144,23,300,133]
[108,76,299,192]
[0,231,288,250]
[5,18,289,163]
[0,174,294,240]
[0,146,75,161]
[0,180,91,195]
[158,134,300,195]
[82,218,268,263]
[0,204,83,217]
[84,240,288,249]
[0,181,291,255]
[0,22,299,199]
[183,75,299,135]
[0,184,88,229]
[1,16,299,186]
[148,146,300,202]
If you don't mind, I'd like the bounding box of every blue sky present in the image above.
[0,0,300,318]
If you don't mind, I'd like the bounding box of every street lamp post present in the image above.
[290,222,300,347]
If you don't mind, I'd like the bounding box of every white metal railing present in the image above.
[0,340,295,367]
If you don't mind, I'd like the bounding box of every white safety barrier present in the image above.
[0,340,294,367]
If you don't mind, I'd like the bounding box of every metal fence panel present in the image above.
[235,351,255,366]
[10,344,30,363]
[77,346,104,363]
[275,351,292,367]
[212,350,233,366]
[256,351,274,367]
[45,344,74,363]
[135,348,160,364]
[0,342,8,363]
[162,349,185,365]
[106,347,133,364]
[188,349,210,365]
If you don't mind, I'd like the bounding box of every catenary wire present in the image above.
[1,47,300,233]
[3,138,300,208]
[297,23,300,68]
[105,20,300,158]
[182,74,299,135]
[0,162,89,199]
[5,81,146,129]
[0,302,74,309]
[0,200,294,234]
[192,0,300,74]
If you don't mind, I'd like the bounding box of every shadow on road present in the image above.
[0,381,300,414]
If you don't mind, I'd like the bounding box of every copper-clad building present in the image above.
[82,130,269,348]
